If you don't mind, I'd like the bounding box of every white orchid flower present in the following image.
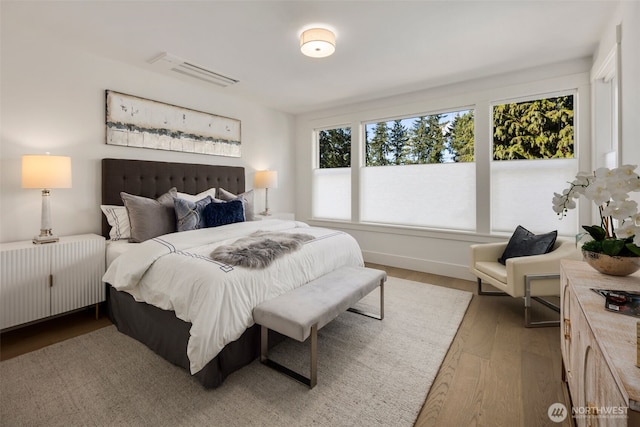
[594,167,614,179]
[603,200,638,220]
[616,164,637,177]
[553,165,640,251]
[617,221,640,240]
[584,181,612,205]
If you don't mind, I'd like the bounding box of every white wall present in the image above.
[0,13,295,243]
[590,2,640,207]
[295,60,593,281]
[591,1,640,165]
[594,0,640,165]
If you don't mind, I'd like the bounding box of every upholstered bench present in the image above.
[253,266,386,388]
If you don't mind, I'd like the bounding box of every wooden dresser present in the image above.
[560,259,640,426]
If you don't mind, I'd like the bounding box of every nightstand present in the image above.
[0,234,106,330]
[254,212,295,221]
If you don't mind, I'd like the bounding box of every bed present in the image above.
[101,158,364,388]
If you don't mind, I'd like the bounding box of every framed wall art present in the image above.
[105,90,241,157]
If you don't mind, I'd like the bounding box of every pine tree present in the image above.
[319,128,351,168]
[448,111,475,162]
[425,114,446,164]
[407,116,429,164]
[493,95,574,160]
[389,120,408,165]
[367,122,390,166]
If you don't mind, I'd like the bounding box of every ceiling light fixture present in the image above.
[300,27,336,58]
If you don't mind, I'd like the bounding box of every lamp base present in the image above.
[260,209,272,216]
[33,229,59,244]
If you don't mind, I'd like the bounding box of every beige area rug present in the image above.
[0,277,472,427]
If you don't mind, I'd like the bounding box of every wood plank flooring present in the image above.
[0,265,570,426]
[368,264,571,427]
[0,307,111,361]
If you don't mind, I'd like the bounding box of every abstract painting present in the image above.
[105,90,241,157]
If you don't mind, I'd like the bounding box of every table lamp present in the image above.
[21,154,72,244]
[254,170,278,216]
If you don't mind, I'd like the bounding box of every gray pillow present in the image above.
[498,225,557,265]
[174,196,213,232]
[218,188,255,221]
[121,187,178,243]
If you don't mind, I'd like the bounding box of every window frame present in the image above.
[301,70,591,239]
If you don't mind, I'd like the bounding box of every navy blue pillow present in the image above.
[203,199,245,228]
[498,225,557,265]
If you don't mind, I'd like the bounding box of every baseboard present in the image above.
[362,250,476,281]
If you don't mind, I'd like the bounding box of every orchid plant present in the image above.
[552,164,640,257]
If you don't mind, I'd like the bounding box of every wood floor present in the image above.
[0,308,112,361]
[0,265,570,427]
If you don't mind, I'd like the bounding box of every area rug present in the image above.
[0,277,472,427]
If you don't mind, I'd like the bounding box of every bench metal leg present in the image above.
[309,324,317,388]
[260,324,318,388]
[347,279,385,320]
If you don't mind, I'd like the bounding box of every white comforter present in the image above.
[102,219,364,374]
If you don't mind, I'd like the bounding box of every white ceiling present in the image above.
[4,0,619,114]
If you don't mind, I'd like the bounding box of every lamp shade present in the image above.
[254,170,278,189]
[22,155,72,189]
[300,28,336,58]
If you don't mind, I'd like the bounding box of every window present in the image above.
[312,127,351,220]
[360,110,476,230]
[491,94,578,235]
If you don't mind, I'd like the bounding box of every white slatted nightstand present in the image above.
[0,234,106,330]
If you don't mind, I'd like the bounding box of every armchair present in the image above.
[470,238,581,327]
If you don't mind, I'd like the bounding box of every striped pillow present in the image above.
[100,205,130,241]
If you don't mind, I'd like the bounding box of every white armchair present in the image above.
[470,238,581,327]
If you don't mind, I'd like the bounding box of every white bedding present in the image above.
[105,239,137,267]
[102,219,364,374]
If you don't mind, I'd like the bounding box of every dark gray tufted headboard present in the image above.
[101,158,245,238]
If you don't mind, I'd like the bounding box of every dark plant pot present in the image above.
[582,250,640,277]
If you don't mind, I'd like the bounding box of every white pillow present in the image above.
[176,188,217,203]
[100,205,131,241]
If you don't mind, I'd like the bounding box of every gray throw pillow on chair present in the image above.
[498,225,557,265]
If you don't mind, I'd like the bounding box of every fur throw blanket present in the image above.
[210,231,315,269]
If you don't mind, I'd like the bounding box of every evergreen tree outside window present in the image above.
[493,95,574,160]
[364,109,474,166]
[319,127,351,168]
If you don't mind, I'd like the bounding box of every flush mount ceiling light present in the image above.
[300,27,336,58]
